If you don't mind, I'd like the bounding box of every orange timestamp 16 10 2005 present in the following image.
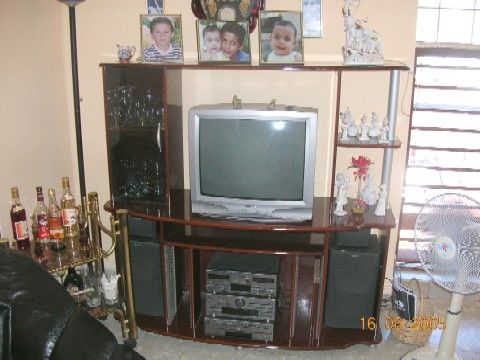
[360,316,446,331]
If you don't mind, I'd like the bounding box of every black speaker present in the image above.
[128,216,164,318]
[324,235,381,329]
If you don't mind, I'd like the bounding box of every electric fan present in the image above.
[401,193,480,360]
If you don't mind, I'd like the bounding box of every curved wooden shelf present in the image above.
[104,190,396,234]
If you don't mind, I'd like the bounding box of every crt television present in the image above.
[188,103,318,222]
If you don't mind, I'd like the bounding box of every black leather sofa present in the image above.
[0,248,145,360]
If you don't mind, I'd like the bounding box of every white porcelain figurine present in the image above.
[340,115,349,141]
[378,116,389,143]
[360,173,378,206]
[375,184,387,217]
[342,0,384,65]
[343,107,357,138]
[334,173,349,216]
[359,114,370,141]
[368,112,380,138]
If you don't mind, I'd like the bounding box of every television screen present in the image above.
[189,104,317,222]
[199,117,306,201]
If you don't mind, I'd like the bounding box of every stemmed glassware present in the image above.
[106,86,162,128]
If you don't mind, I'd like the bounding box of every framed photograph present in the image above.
[302,0,322,38]
[259,11,304,65]
[196,20,251,64]
[141,14,184,63]
[146,0,163,14]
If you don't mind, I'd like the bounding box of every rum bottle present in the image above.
[47,188,65,251]
[34,186,49,243]
[60,177,79,237]
[10,187,30,250]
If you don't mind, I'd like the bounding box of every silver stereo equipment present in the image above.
[205,293,276,322]
[204,317,274,342]
[204,252,279,341]
[206,252,279,298]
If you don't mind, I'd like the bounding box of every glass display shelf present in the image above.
[12,241,107,275]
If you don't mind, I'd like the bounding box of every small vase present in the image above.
[351,178,366,215]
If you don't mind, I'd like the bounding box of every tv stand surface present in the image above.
[107,189,396,232]
[106,190,394,350]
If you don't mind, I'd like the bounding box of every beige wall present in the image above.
[1,0,417,292]
[0,0,76,238]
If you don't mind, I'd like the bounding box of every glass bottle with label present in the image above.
[10,187,30,250]
[34,186,49,243]
[60,177,79,237]
[48,189,65,251]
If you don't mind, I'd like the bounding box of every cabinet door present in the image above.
[103,65,166,205]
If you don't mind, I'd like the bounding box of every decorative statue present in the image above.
[360,173,378,206]
[378,116,389,143]
[359,114,369,141]
[342,0,384,65]
[342,107,357,137]
[368,112,380,138]
[334,173,349,216]
[375,183,387,216]
[340,114,349,141]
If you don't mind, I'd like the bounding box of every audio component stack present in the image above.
[204,252,279,342]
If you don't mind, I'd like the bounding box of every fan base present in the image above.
[401,346,462,360]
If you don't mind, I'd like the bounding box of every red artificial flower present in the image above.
[349,155,373,180]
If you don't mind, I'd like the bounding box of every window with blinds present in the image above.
[397,47,480,263]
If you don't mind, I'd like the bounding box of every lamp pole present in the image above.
[58,0,86,198]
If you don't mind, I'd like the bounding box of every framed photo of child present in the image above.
[196,20,251,64]
[141,14,184,63]
[259,11,304,65]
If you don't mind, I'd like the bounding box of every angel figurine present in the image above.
[334,173,349,216]
[375,184,387,216]
[359,114,370,141]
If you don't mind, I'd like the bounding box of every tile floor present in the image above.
[104,298,480,360]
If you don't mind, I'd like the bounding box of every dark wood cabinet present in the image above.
[101,61,409,349]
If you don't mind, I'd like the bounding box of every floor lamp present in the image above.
[57,0,87,198]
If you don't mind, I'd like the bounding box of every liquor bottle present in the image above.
[34,186,49,243]
[77,204,91,257]
[60,177,78,237]
[10,187,30,250]
[47,188,65,251]
[63,267,85,304]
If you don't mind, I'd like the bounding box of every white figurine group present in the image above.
[334,172,387,217]
[342,0,384,65]
[340,107,390,144]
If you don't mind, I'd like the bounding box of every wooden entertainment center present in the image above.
[101,61,408,349]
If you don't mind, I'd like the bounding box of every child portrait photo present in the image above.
[197,20,251,64]
[259,11,304,65]
[141,14,183,63]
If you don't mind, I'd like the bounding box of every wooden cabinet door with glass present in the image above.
[101,64,183,208]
